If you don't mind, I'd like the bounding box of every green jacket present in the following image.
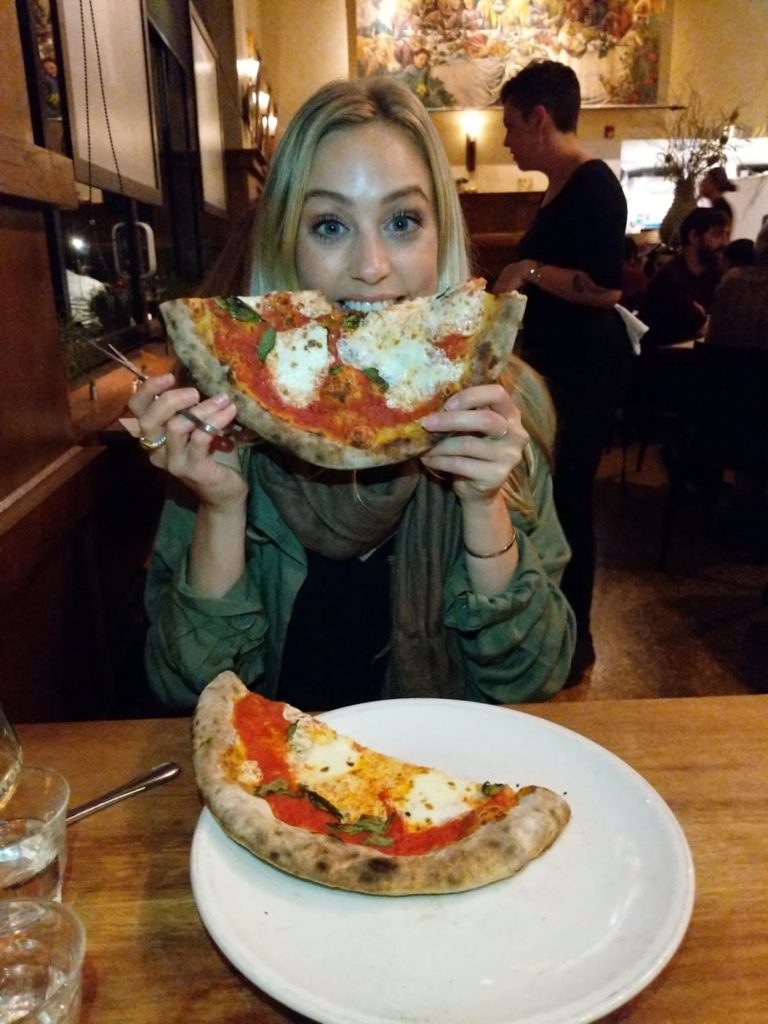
[145,391,575,710]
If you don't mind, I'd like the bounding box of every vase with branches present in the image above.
[656,90,740,245]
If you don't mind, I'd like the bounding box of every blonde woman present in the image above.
[129,77,575,710]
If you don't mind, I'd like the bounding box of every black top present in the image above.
[639,254,720,350]
[276,536,395,710]
[517,160,628,396]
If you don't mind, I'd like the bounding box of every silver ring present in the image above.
[489,427,509,441]
[179,408,222,436]
[138,433,167,452]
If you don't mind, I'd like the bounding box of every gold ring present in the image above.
[138,433,167,452]
[489,427,509,441]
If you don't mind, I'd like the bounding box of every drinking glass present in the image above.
[0,900,85,1024]
[0,768,69,902]
[0,707,22,811]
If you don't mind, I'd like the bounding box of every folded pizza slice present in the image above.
[160,279,526,469]
[193,672,570,896]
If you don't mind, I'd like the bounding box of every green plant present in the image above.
[59,315,96,383]
[656,89,740,182]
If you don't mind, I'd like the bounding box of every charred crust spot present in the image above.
[314,860,328,874]
[268,850,281,862]
[362,857,398,877]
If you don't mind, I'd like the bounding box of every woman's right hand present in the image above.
[127,373,248,510]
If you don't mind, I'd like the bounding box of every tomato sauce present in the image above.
[435,333,469,362]
[202,299,462,442]
[233,693,517,856]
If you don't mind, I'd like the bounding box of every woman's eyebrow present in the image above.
[303,185,432,205]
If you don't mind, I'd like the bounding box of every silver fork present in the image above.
[84,337,239,440]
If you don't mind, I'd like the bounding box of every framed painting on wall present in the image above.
[354,1,670,110]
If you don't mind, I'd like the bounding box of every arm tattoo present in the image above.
[571,272,609,296]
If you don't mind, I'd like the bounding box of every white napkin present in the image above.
[615,304,648,356]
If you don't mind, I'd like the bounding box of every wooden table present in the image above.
[18,696,767,1023]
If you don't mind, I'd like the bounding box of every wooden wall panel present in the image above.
[0,203,74,501]
[0,447,112,723]
[460,191,540,285]
[0,1,33,143]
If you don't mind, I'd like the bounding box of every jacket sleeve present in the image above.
[442,446,576,704]
[143,494,269,710]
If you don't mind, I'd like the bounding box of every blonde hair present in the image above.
[250,77,469,292]
[248,76,554,515]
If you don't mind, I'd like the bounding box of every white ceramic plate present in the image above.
[190,698,695,1024]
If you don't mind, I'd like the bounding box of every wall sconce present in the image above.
[237,56,261,84]
[462,110,482,173]
[237,54,261,128]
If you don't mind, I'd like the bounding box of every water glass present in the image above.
[0,900,85,1024]
[0,708,22,812]
[0,769,69,902]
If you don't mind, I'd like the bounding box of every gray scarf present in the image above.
[254,449,464,699]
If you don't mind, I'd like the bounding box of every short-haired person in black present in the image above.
[639,206,730,351]
[494,60,631,683]
[698,166,736,229]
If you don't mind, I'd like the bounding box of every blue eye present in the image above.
[388,210,423,234]
[311,215,347,240]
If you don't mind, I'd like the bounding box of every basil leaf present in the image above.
[342,311,366,331]
[254,778,293,797]
[362,367,389,393]
[286,721,298,744]
[215,296,263,323]
[328,364,343,375]
[303,788,343,819]
[481,781,504,796]
[363,834,395,847]
[257,325,277,362]
[328,814,393,836]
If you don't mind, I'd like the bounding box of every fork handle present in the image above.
[66,762,181,825]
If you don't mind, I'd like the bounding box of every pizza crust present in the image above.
[161,284,527,470]
[193,672,570,897]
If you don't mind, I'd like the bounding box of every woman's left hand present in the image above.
[419,383,529,503]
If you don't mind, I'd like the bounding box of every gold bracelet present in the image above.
[464,526,517,559]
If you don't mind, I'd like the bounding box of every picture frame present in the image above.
[57,0,161,204]
[353,0,671,111]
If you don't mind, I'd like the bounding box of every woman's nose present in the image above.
[351,230,390,283]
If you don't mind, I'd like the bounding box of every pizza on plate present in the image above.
[160,279,525,469]
[193,672,570,896]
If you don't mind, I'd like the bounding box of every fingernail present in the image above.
[444,397,458,410]
[211,393,229,405]
[420,415,437,429]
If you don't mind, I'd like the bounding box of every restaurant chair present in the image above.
[615,339,692,488]
[657,344,768,569]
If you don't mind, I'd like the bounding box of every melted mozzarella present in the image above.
[266,323,332,407]
[236,292,334,320]
[237,759,263,788]
[337,289,487,410]
[288,719,360,786]
[292,292,335,319]
[287,718,488,831]
[398,771,483,828]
